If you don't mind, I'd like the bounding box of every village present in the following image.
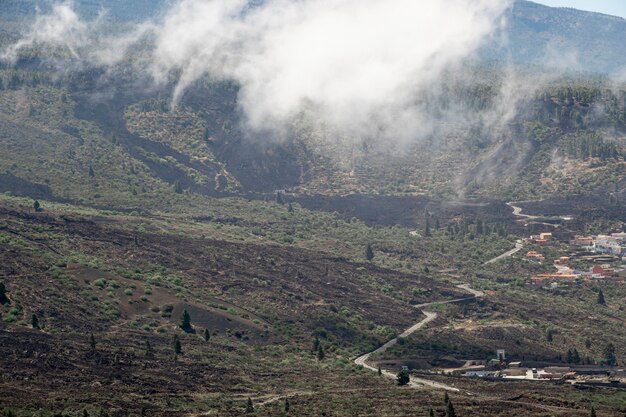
[452,350,626,388]
[523,232,626,288]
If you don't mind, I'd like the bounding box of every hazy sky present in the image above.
[536,0,626,18]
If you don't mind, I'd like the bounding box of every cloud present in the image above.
[149,0,512,141]
[2,0,513,144]
[1,1,90,61]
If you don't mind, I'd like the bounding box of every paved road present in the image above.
[508,202,538,219]
[483,240,523,265]
[480,202,531,265]
[354,284,484,391]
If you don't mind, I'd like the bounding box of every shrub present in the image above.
[93,279,106,288]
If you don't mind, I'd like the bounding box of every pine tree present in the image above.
[246,397,254,413]
[180,309,193,333]
[447,400,456,417]
[365,244,374,261]
[145,341,154,358]
[590,406,596,417]
[604,343,617,366]
[173,335,182,355]
[597,289,606,305]
[276,192,284,205]
[378,366,382,376]
[89,334,96,351]
[88,166,95,177]
[203,329,210,342]
[429,408,435,417]
[31,314,39,330]
[396,369,410,386]
[317,344,325,361]
[567,349,574,363]
[173,180,183,194]
[284,398,290,412]
[288,202,294,213]
[444,392,449,404]
[33,200,41,212]
[0,281,8,304]
[424,218,432,237]
[312,337,320,353]
[573,348,581,364]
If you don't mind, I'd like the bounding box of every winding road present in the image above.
[481,202,534,265]
[483,240,523,265]
[508,202,538,219]
[354,284,484,391]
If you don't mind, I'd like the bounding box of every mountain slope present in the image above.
[484,0,626,74]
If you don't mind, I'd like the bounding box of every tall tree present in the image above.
[31,314,39,330]
[89,334,96,351]
[33,200,41,212]
[312,336,320,353]
[604,343,617,366]
[447,400,456,417]
[396,369,410,386]
[365,244,374,261]
[145,341,155,358]
[203,329,211,342]
[180,310,193,333]
[284,398,290,413]
[597,289,606,305]
[424,218,432,237]
[246,398,254,413]
[173,335,182,355]
[0,281,8,304]
[317,344,325,361]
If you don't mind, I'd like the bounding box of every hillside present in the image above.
[1,64,624,208]
[495,1,626,74]
[1,2,626,417]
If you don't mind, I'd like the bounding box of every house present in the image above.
[530,273,578,286]
[540,233,553,241]
[528,234,551,246]
[526,251,545,262]
[463,371,487,377]
[592,265,616,278]
[554,257,570,266]
[594,235,626,256]
[572,236,594,246]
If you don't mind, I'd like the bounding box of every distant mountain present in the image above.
[485,1,626,74]
[2,0,626,74]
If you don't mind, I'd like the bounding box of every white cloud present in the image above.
[150,0,511,141]
[1,1,89,61]
[2,0,513,143]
